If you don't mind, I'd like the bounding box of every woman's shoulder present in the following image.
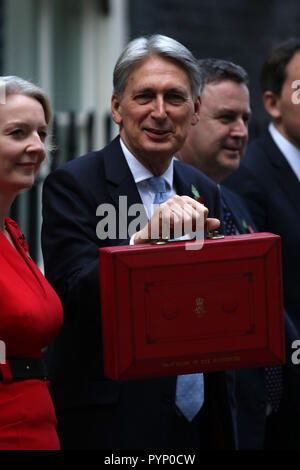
[5,217,29,253]
[5,217,21,234]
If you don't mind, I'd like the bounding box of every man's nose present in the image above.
[231,118,248,138]
[151,96,167,119]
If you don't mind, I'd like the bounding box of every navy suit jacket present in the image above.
[41,136,236,449]
[219,185,257,235]
[223,131,300,449]
[224,130,300,334]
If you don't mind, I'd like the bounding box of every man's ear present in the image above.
[263,91,282,120]
[191,96,201,126]
[111,94,122,125]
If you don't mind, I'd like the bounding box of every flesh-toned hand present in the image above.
[134,195,220,244]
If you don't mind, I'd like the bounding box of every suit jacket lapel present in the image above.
[264,131,300,208]
[103,137,147,236]
[173,160,195,197]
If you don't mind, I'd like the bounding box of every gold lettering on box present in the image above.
[212,356,241,363]
[200,359,211,364]
[195,297,205,318]
[162,360,191,368]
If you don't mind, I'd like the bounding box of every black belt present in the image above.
[0,358,48,383]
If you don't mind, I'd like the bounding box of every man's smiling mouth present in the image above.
[144,128,172,138]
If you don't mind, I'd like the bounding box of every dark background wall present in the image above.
[0,0,3,74]
[129,0,300,141]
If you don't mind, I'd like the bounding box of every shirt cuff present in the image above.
[130,233,137,245]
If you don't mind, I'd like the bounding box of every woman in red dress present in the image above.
[0,76,63,449]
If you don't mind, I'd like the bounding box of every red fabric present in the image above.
[0,218,63,450]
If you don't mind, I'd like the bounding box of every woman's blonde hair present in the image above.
[0,75,52,123]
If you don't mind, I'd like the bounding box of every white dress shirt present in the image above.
[269,123,300,181]
[120,138,176,219]
[120,138,194,243]
[120,138,177,244]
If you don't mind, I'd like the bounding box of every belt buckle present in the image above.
[0,361,13,384]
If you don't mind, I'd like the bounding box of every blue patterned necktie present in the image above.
[221,195,237,235]
[175,373,204,422]
[265,365,283,413]
[148,176,168,204]
[148,175,205,421]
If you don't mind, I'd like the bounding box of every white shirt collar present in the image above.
[269,123,300,181]
[119,137,192,241]
[120,137,174,189]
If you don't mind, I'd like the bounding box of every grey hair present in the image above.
[113,34,201,100]
[198,58,249,93]
[0,75,52,123]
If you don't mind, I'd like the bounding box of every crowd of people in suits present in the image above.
[177,48,300,449]
[0,32,299,451]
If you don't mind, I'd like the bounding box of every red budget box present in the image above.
[99,233,285,381]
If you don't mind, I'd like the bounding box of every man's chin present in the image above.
[142,140,178,158]
[218,156,241,177]
[222,148,242,159]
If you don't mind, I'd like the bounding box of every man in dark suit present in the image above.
[177,58,300,450]
[222,41,300,449]
[224,38,300,338]
[41,35,236,450]
[176,58,254,234]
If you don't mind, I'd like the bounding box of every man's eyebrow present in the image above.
[166,87,189,94]
[216,107,252,116]
[132,87,154,95]
[215,107,236,114]
[165,88,191,99]
[132,87,189,96]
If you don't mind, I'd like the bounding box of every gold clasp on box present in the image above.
[151,238,169,245]
[195,297,205,318]
[207,230,225,240]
